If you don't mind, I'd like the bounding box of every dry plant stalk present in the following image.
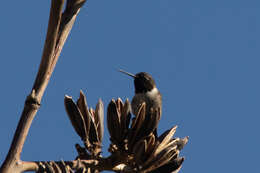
[0,0,188,172]
[0,0,86,172]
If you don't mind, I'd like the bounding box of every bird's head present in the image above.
[119,70,156,93]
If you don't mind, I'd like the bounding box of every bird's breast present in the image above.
[131,88,162,116]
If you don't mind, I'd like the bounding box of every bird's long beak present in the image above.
[118,69,136,78]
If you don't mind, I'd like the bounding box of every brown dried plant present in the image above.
[0,0,188,173]
[62,92,188,173]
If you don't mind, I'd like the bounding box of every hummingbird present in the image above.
[119,69,162,136]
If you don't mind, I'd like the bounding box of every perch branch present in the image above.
[19,154,133,173]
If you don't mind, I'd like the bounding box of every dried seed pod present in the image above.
[148,157,185,173]
[107,99,121,144]
[116,98,124,114]
[77,90,91,140]
[64,95,86,141]
[131,102,146,130]
[130,126,188,173]
[144,144,178,172]
[50,161,62,173]
[132,139,147,165]
[88,109,99,144]
[94,99,104,142]
[65,91,104,156]
[107,98,133,151]
[132,134,156,167]
[176,136,189,151]
[145,134,156,157]
[128,105,161,151]
[64,92,188,173]
[121,99,131,132]
[128,103,146,149]
[156,126,178,154]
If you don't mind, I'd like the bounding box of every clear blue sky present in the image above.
[0,0,259,172]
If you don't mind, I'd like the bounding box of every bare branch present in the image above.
[19,155,133,173]
[0,0,86,172]
[33,0,64,100]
